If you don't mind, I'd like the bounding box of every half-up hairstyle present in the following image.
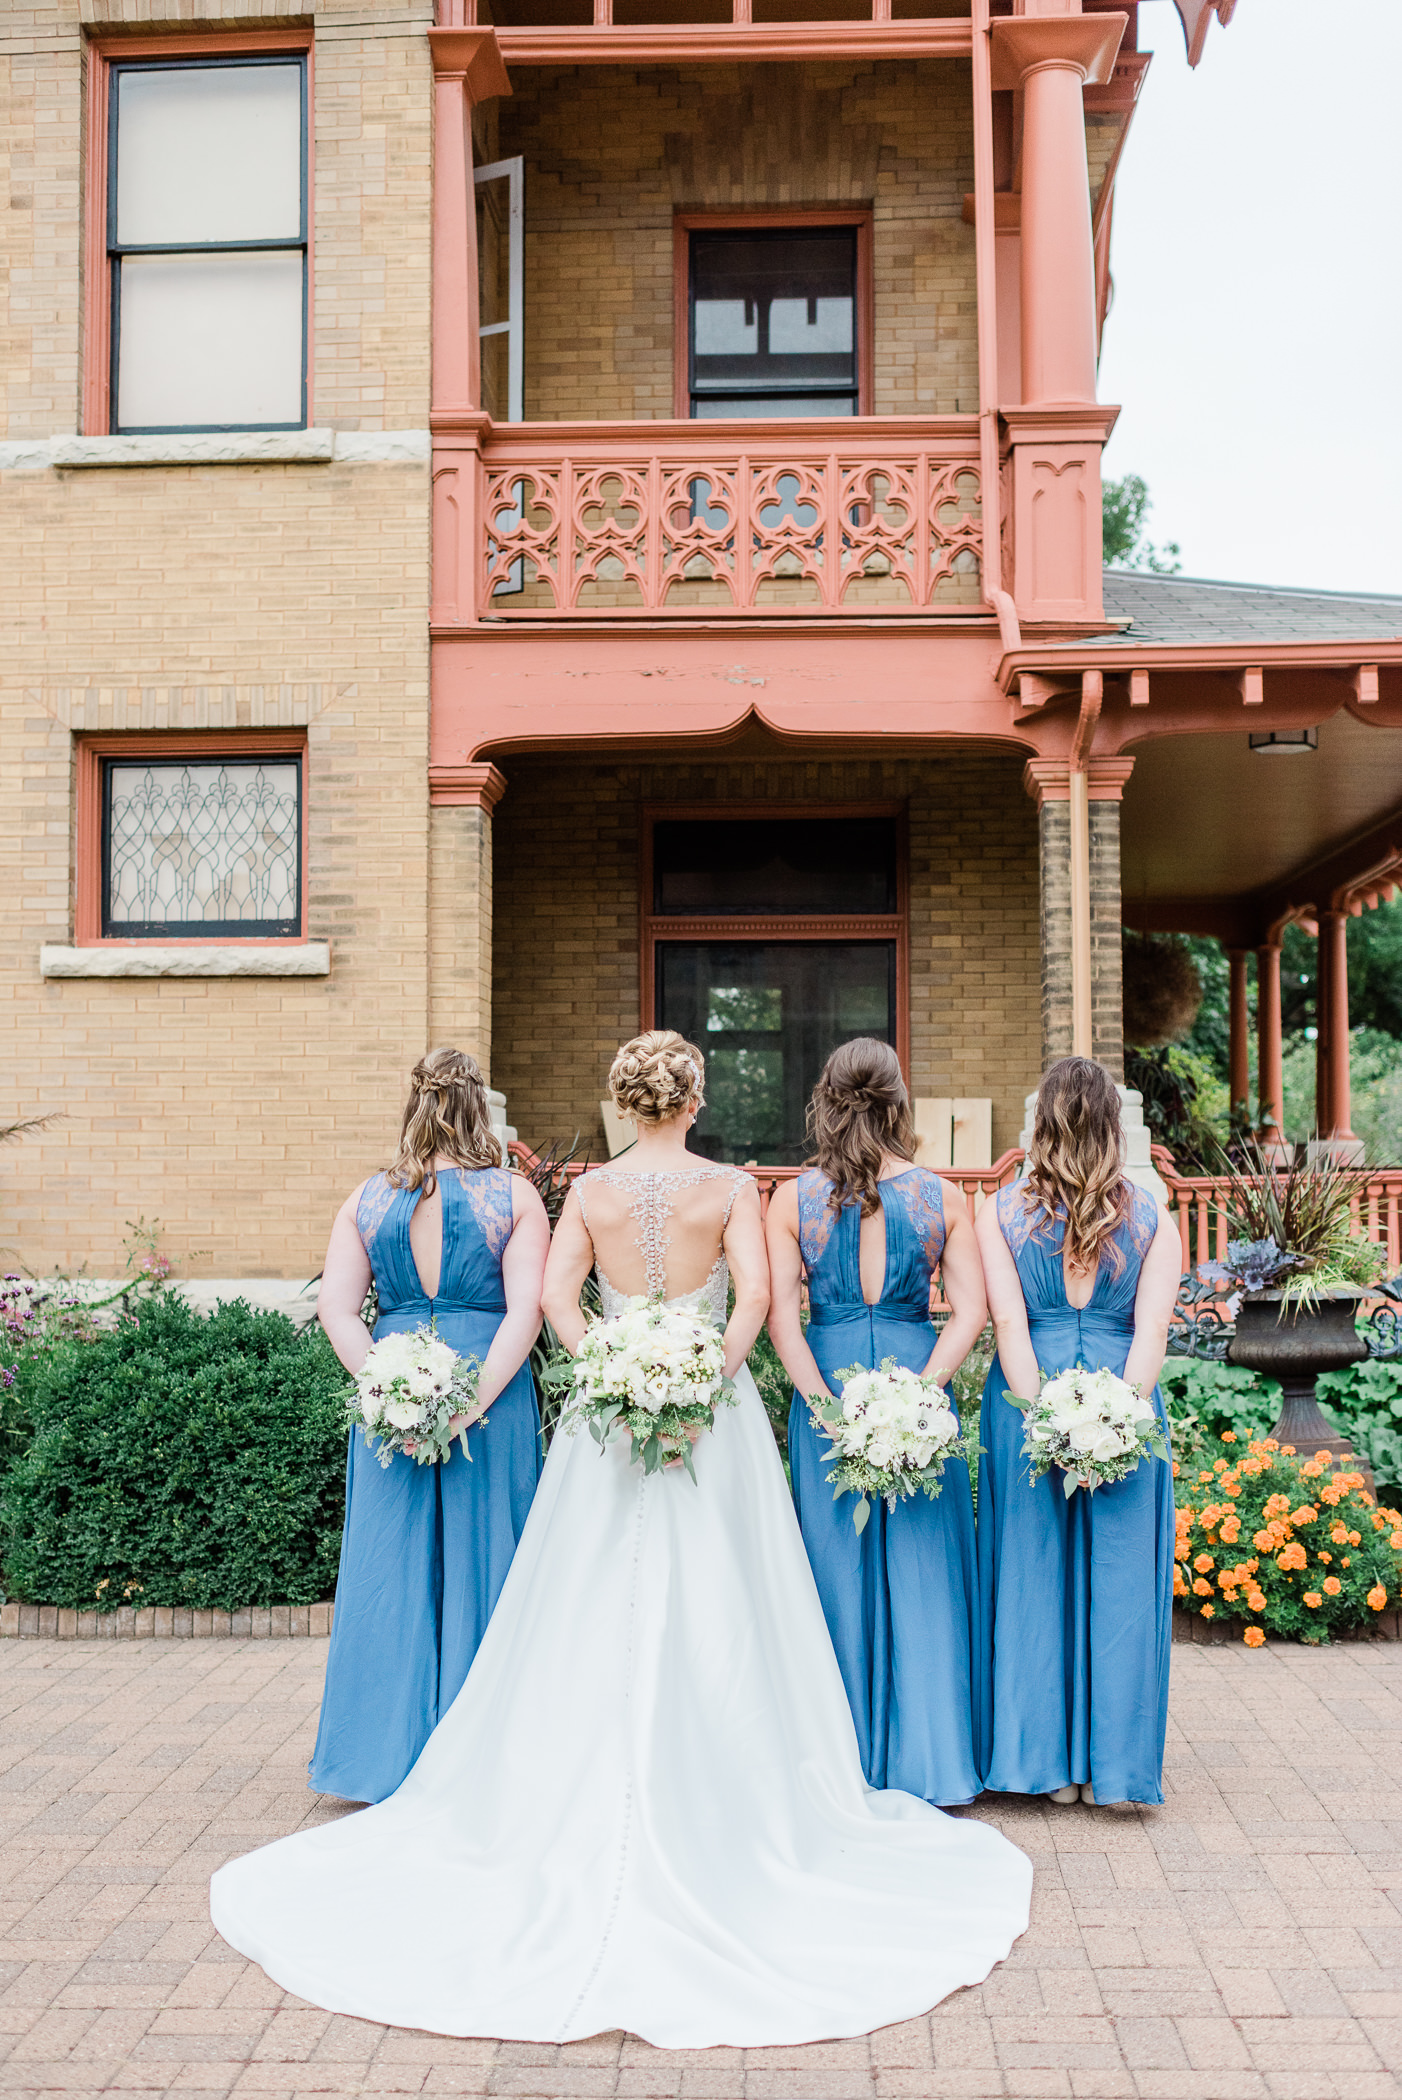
[806,1038,915,1218]
[1020,1056,1133,1277]
[607,1030,705,1125]
[388,1046,502,1195]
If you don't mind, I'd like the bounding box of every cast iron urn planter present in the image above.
[1226,1289,1372,1485]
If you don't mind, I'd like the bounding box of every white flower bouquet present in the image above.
[1006,1364,1168,1497]
[809,1358,971,1533]
[544,1298,736,1481]
[349,1325,484,1468]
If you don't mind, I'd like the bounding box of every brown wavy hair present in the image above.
[608,1030,705,1125]
[388,1047,502,1195]
[1020,1056,1133,1277]
[806,1038,915,1218]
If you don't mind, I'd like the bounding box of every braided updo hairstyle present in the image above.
[387,1046,502,1194]
[607,1030,705,1126]
[806,1037,915,1217]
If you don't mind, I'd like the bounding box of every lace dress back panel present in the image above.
[798,1167,946,1322]
[355,1167,514,1320]
[576,1165,750,1325]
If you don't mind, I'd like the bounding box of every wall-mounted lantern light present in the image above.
[1248,728,1319,756]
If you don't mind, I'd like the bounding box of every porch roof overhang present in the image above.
[999,571,1402,950]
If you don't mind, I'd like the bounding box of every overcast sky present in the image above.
[1096,0,1402,597]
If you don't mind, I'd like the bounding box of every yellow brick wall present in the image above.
[490,748,1040,1164]
[0,2,436,1280]
[500,60,979,422]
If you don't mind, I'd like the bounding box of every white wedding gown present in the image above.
[211,1166,1032,2048]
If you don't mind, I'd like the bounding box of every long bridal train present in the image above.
[211,1359,1031,2048]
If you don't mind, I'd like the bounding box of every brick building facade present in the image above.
[5,0,1402,1284]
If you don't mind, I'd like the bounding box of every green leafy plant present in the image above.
[1159,1357,1280,1469]
[0,1295,347,1611]
[1316,1356,1402,1503]
[1204,1139,1384,1310]
[1174,1433,1402,1644]
[1126,1043,1231,1171]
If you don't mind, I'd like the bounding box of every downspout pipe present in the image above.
[1069,671,1103,1059]
[971,0,1020,653]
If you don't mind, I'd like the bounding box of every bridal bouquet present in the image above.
[1006,1364,1167,1497]
[349,1325,484,1468]
[546,1298,736,1481]
[809,1359,970,1533]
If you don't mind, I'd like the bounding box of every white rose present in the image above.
[382,1399,421,1431]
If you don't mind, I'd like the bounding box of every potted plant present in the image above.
[1200,1144,1385,1475]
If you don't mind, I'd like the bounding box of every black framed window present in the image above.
[657,942,896,1166]
[688,227,858,419]
[653,817,896,916]
[102,756,303,937]
[108,56,309,434]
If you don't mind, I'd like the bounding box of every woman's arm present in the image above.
[1123,1208,1184,1397]
[975,1194,1041,1403]
[763,1181,832,1402]
[540,1184,596,1356]
[720,1178,770,1381]
[463,1177,551,1416]
[317,1189,375,1374]
[924,1185,987,1384]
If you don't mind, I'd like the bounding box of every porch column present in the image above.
[1227,947,1250,1121]
[427,763,506,1074]
[1256,938,1284,1141]
[1024,757,1133,1076]
[1316,908,1354,1140]
[991,7,1125,625]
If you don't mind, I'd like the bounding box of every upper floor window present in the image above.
[686,226,860,420]
[107,56,308,434]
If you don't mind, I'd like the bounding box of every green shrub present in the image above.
[1317,1356,1402,1502]
[1160,1358,1281,1465]
[0,1295,347,1611]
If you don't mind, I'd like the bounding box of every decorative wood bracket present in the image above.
[429,762,508,810]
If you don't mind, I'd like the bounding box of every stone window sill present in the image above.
[0,430,429,471]
[41,943,331,979]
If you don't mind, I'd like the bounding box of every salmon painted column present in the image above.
[426,29,511,1078]
[1227,947,1250,1122]
[1316,908,1355,1143]
[991,3,1125,626]
[1256,937,1284,1142]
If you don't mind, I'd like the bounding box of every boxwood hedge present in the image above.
[0,1294,348,1611]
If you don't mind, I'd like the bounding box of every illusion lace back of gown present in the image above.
[577,1165,746,1326]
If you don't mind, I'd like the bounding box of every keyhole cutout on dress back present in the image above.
[408,1184,444,1301]
[1062,1243,1098,1312]
[858,1201,888,1307]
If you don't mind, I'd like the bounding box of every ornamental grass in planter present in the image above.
[1174,1433,1402,1645]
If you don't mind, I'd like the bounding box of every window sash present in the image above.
[688,226,860,421]
[107,55,309,434]
[100,754,304,939]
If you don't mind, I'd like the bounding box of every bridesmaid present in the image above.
[975,1056,1181,1808]
[766,1039,988,1807]
[311,1048,549,1803]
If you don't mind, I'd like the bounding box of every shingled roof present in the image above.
[1091,571,1402,649]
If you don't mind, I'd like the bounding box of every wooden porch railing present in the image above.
[469,421,984,621]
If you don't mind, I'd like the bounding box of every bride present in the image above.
[210,1031,1031,2049]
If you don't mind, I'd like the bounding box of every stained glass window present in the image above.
[102,757,302,937]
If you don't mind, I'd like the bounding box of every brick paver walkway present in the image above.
[1,1638,1399,2100]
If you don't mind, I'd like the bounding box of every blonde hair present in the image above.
[388,1047,502,1195]
[1021,1056,1133,1277]
[607,1030,705,1126]
[806,1038,915,1218]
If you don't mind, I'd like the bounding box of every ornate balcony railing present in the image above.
[434,419,985,623]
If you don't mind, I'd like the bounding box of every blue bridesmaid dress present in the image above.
[309,1166,541,1803]
[787,1168,981,1807]
[976,1182,1173,1805]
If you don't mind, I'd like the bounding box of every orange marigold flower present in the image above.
[1301,1458,1326,1479]
[1213,1458,1229,1473]
[1348,1530,1361,1546]
[1282,1444,1296,1455]
[1367,1584,1388,1611]
[1322,1486,1343,1506]
[1192,1578,1212,1595]
[1291,1507,1317,1526]
[1323,1576,1342,1595]
[1174,1540,1191,1563]
[1194,1553,1214,1573]
[1331,1523,1349,1543]
[1372,1512,1388,1531]
[1262,1439,1279,1451]
[1197,1470,1215,1484]
[1222,1481,1242,1498]
[1303,1592,1322,1608]
[1221,1520,1242,1544]
[1221,1430,1237,1442]
[1276,1543,1307,1572]
[1244,1626,1266,1646]
[1247,1591,1266,1612]
[1319,1550,1332,1563]
[1172,1462,1181,1477]
[1391,1534,1402,1552]
[1265,1494,1291,1517]
[1201,1602,1216,1618]
[1173,1569,1189,1597]
[1253,1530,1274,1552]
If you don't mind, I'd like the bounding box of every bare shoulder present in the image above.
[765,1176,799,1228]
[508,1172,549,1224]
